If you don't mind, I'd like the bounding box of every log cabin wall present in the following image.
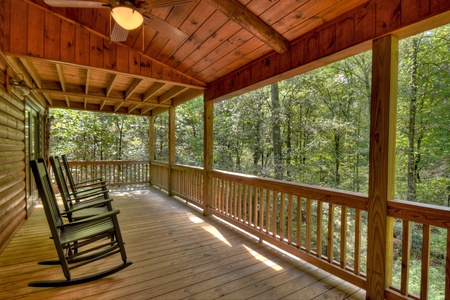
[0,67,27,254]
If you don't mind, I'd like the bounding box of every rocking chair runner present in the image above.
[29,160,132,287]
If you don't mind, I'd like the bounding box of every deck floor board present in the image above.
[0,188,365,299]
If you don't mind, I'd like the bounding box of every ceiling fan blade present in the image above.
[146,0,195,8]
[44,0,110,8]
[143,14,188,43]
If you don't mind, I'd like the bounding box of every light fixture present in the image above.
[111,6,144,30]
[7,73,31,96]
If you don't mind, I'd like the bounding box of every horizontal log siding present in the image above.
[0,86,26,255]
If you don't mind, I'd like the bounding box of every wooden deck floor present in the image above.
[0,188,366,300]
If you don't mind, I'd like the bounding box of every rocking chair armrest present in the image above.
[74,181,108,189]
[62,198,113,213]
[75,178,106,186]
[57,209,120,228]
[70,188,108,200]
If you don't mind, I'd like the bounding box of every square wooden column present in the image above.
[148,115,154,185]
[168,107,175,196]
[203,101,213,215]
[367,35,398,299]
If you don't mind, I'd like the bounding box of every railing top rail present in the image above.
[388,199,450,229]
[210,169,368,211]
[68,160,149,166]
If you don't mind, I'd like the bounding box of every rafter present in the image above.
[203,0,289,54]
[159,86,187,103]
[114,102,124,112]
[143,82,165,102]
[125,79,143,100]
[19,58,42,88]
[106,74,118,97]
[85,69,91,95]
[55,64,66,92]
[141,105,154,115]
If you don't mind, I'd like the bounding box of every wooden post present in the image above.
[148,115,154,185]
[168,107,175,196]
[203,100,213,215]
[367,35,398,300]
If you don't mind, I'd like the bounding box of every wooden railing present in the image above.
[386,201,450,300]
[149,161,169,190]
[67,160,150,186]
[171,164,204,206]
[208,170,368,289]
[150,162,450,299]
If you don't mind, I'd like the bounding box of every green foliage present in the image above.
[154,112,168,161]
[175,97,204,166]
[214,52,372,193]
[50,109,148,160]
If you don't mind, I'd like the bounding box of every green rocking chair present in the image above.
[29,159,132,287]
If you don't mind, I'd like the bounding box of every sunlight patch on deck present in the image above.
[243,244,283,271]
[188,214,232,247]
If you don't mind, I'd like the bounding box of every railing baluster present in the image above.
[280,192,285,242]
[287,194,293,245]
[306,198,311,253]
[265,189,270,235]
[421,224,431,300]
[401,220,411,296]
[272,191,277,238]
[317,201,322,258]
[247,186,253,226]
[296,197,302,248]
[237,183,242,222]
[354,209,361,275]
[328,203,335,263]
[446,230,450,300]
[340,206,347,269]
[259,188,265,231]
[243,185,248,224]
[253,187,258,229]
[233,182,238,219]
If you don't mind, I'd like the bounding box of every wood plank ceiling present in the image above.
[1,0,369,115]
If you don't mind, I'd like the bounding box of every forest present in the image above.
[50,25,449,298]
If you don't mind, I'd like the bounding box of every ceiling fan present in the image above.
[44,0,193,43]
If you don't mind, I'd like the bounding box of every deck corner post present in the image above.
[367,34,398,300]
[203,100,214,216]
[168,106,176,196]
[148,115,155,186]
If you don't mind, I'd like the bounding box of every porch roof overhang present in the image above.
[0,0,449,116]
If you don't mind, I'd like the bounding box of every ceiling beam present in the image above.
[204,0,289,54]
[159,86,188,103]
[141,105,154,115]
[125,79,143,100]
[85,69,91,95]
[143,82,165,102]
[106,74,118,97]
[34,88,171,107]
[55,64,66,91]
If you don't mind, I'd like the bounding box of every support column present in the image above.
[168,107,175,196]
[367,35,398,299]
[203,101,213,215]
[148,115,155,185]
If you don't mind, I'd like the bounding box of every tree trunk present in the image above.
[271,82,283,180]
[407,37,419,202]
